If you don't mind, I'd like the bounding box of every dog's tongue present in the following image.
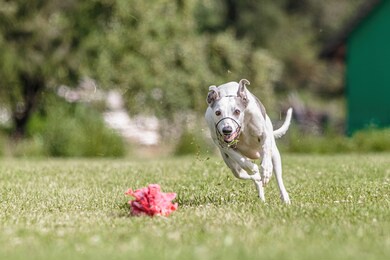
[224,132,237,143]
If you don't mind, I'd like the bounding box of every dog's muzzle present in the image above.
[215,117,241,148]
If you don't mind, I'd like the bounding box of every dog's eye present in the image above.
[215,110,221,116]
[234,109,241,115]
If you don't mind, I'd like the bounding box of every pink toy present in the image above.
[125,184,178,217]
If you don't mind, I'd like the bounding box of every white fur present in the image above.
[205,80,292,203]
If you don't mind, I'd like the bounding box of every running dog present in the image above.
[205,79,292,203]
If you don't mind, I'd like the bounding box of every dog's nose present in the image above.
[222,126,233,135]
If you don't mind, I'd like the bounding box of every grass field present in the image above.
[0,154,389,260]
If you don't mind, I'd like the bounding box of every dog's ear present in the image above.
[207,85,220,106]
[237,79,250,103]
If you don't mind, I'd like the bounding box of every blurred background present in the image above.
[0,0,389,158]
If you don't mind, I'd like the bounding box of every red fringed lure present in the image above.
[125,184,178,217]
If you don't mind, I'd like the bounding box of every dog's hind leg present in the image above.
[221,152,265,202]
[271,145,290,204]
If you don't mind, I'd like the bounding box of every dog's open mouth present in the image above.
[223,130,240,143]
[215,117,241,147]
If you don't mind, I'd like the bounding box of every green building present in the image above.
[321,0,390,135]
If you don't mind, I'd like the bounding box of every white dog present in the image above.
[205,79,292,203]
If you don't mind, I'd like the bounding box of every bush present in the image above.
[280,127,390,154]
[0,132,5,157]
[352,128,390,152]
[28,98,126,157]
[174,129,214,157]
[9,136,45,158]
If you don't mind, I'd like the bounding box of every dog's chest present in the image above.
[236,133,261,159]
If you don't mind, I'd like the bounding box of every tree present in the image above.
[0,0,285,138]
[196,0,362,95]
[0,0,111,137]
[94,0,282,116]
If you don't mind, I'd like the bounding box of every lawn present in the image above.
[0,154,389,260]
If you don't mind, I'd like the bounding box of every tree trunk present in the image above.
[11,73,44,139]
[226,0,237,27]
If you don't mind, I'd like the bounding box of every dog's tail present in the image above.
[273,108,293,139]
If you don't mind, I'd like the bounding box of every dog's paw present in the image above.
[281,193,290,204]
[261,159,273,185]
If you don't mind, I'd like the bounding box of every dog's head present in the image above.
[206,79,250,144]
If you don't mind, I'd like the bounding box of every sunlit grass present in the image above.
[0,154,389,260]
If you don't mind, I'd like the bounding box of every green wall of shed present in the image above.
[346,0,390,135]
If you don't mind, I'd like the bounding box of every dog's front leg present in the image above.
[259,131,274,186]
[221,150,265,201]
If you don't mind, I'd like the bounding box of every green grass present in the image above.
[0,154,389,260]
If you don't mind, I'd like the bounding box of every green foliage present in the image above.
[93,0,283,116]
[0,133,5,156]
[0,0,110,89]
[8,136,45,157]
[43,105,125,157]
[25,97,126,157]
[352,128,390,152]
[195,0,362,97]
[0,0,375,151]
[282,129,353,154]
[0,0,112,136]
[281,127,390,153]
[174,129,214,156]
[0,155,389,259]
[94,0,213,116]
